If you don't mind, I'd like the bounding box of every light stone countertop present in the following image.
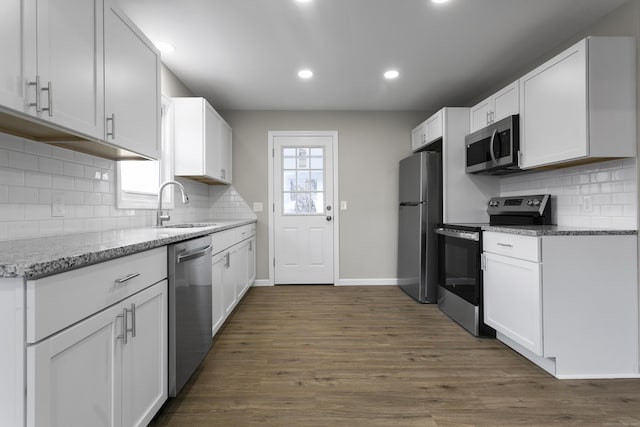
[0,220,256,279]
[482,224,638,237]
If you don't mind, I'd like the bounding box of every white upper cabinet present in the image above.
[0,0,104,139]
[174,97,233,184]
[0,0,31,112]
[469,80,519,133]
[0,0,159,161]
[411,109,443,152]
[519,37,636,169]
[104,0,161,160]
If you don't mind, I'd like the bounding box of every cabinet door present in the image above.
[236,240,250,298]
[204,102,222,180]
[222,250,237,316]
[220,120,233,183]
[27,302,121,427]
[121,280,167,427]
[211,252,226,336]
[410,123,425,152]
[104,0,160,159]
[0,0,31,112]
[519,39,587,169]
[425,110,443,144]
[36,0,104,139]
[483,252,543,355]
[248,236,256,286]
[469,98,491,133]
[492,81,519,123]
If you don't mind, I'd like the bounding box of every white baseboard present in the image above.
[252,279,273,287]
[252,279,398,287]
[335,278,398,286]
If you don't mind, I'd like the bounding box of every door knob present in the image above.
[326,216,332,221]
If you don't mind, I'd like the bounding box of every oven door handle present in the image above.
[434,228,480,241]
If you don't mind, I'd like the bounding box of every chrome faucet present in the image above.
[156,181,189,226]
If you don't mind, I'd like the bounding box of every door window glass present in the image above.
[282,147,324,215]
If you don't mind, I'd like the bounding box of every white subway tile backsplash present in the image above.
[52,175,74,190]
[63,161,85,178]
[8,151,39,171]
[25,171,53,189]
[8,186,38,204]
[24,140,52,157]
[500,158,637,230]
[0,149,8,167]
[0,134,24,151]
[0,167,25,186]
[0,186,7,203]
[24,204,52,220]
[0,204,25,221]
[74,178,94,192]
[51,145,75,161]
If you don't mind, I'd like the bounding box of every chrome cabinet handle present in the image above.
[106,113,116,139]
[129,303,136,338]
[28,76,41,112]
[249,240,252,251]
[116,307,128,345]
[497,242,513,248]
[41,81,52,117]
[115,272,140,286]
[224,252,230,268]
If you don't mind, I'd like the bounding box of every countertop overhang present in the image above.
[0,220,256,279]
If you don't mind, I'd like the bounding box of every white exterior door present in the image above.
[273,134,335,284]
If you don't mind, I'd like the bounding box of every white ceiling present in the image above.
[115,0,628,112]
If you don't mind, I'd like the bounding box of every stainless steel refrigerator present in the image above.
[398,151,442,303]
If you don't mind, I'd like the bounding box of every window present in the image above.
[282,146,325,215]
[116,96,174,209]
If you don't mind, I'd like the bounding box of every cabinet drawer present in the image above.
[211,229,237,255]
[483,231,540,262]
[237,223,256,241]
[26,247,167,343]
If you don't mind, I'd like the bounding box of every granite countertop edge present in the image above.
[0,219,256,279]
[482,225,638,237]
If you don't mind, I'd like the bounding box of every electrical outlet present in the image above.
[340,200,348,211]
[583,195,593,213]
[253,202,263,212]
[52,194,65,217]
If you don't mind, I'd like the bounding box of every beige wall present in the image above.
[221,110,427,282]
[161,64,193,97]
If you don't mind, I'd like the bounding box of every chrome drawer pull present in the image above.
[497,243,513,248]
[115,272,140,285]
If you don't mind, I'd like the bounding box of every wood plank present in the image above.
[150,285,640,426]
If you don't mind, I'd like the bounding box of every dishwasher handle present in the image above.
[434,227,480,242]
[177,244,213,263]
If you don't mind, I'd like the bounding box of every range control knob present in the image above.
[532,199,541,207]
[526,200,534,206]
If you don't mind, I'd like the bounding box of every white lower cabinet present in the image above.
[27,280,167,427]
[483,251,542,355]
[211,223,257,337]
[483,231,639,379]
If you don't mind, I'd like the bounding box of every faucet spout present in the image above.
[157,180,189,227]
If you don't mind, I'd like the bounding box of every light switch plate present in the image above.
[52,194,65,217]
[340,200,348,211]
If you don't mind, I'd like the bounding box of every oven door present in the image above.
[435,227,481,305]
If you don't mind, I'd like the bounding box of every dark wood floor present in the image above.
[150,285,640,427]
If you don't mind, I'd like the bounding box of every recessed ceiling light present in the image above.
[154,41,175,53]
[298,69,313,79]
[384,70,400,80]
[432,0,449,3]
[296,0,313,3]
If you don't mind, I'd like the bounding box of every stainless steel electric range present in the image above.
[435,194,551,336]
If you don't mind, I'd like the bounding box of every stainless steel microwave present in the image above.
[465,115,520,175]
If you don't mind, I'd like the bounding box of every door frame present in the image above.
[267,130,340,286]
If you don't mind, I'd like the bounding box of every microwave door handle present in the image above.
[489,128,498,165]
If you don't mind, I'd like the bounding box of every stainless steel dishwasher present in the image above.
[168,235,213,397]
